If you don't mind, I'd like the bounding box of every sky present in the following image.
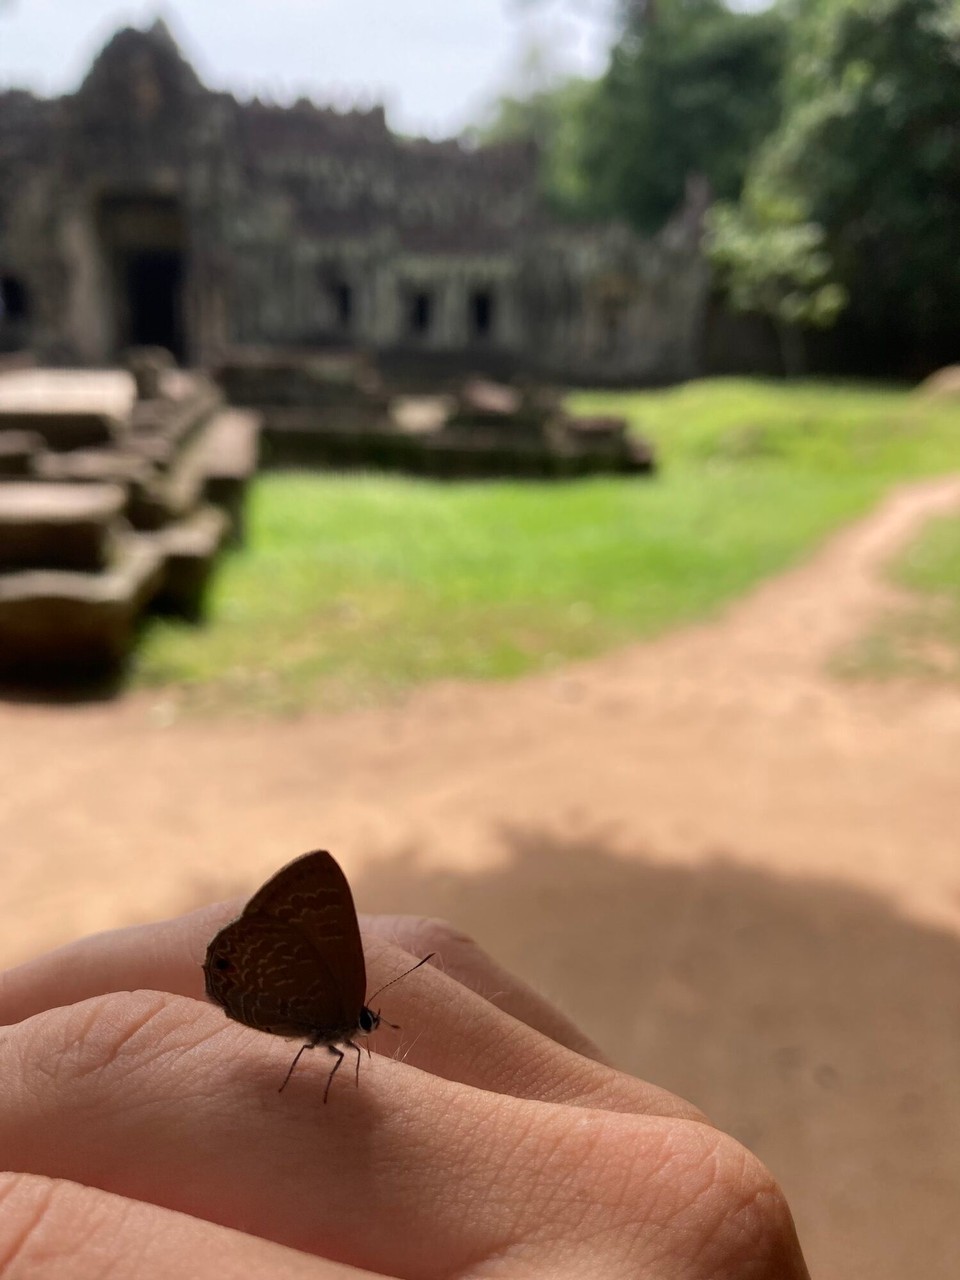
[0,0,620,137]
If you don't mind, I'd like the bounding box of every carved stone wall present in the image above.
[0,21,709,383]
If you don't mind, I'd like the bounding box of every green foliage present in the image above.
[581,0,788,230]
[836,511,960,684]
[743,0,960,362]
[134,380,960,714]
[706,185,848,372]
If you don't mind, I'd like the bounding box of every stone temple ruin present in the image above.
[0,20,708,383]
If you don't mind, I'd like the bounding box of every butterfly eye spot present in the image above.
[214,957,234,972]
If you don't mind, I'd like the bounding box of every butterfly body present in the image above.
[203,849,379,1100]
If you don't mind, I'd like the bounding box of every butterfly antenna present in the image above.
[367,952,435,1004]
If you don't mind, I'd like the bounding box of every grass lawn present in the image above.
[835,511,960,685]
[133,378,960,713]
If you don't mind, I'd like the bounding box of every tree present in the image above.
[581,0,788,231]
[706,184,847,375]
[744,0,960,371]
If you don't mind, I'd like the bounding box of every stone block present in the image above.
[0,430,42,478]
[0,369,133,450]
[199,409,261,482]
[0,409,121,452]
[216,348,386,410]
[35,447,154,490]
[126,346,177,400]
[0,536,164,677]
[151,504,230,620]
[198,408,261,544]
[127,374,222,465]
[0,482,125,572]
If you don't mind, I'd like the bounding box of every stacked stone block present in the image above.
[0,363,259,678]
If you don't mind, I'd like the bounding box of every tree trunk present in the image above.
[775,321,807,378]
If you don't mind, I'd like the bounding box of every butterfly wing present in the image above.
[223,849,367,1034]
[204,912,356,1041]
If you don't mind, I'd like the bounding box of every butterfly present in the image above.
[203,849,432,1101]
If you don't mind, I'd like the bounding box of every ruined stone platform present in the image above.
[216,348,390,471]
[220,356,654,479]
[0,364,260,680]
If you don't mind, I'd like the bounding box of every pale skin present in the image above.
[0,906,810,1279]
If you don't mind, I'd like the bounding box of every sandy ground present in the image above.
[2,473,960,1279]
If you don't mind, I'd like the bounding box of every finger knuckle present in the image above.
[413,917,485,958]
[670,1130,802,1276]
[35,990,190,1087]
[0,1174,93,1278]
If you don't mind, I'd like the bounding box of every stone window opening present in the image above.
[408,290,433,337]
[469,287,495,340]
[0,275,29,322]
[326,280,353,331]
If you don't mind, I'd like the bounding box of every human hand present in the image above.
[0,903,809,1278]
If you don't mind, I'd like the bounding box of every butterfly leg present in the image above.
[323,1045,345,1105]
[278,1042,312,1094]
[344,1039,363,1088]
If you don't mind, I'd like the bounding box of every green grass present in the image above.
[836,512,960,685]
[133,378,960,714]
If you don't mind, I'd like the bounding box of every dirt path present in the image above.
[2,473,960,1280]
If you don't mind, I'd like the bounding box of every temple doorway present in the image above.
[98,194,187,361]
[126,249,183,352]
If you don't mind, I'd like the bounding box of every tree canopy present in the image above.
[746,0,960,368]
[580,0,788,231]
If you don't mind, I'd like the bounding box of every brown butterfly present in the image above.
[203,849,432,1101]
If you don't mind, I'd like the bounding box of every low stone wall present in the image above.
[218,359,656,480]
[258,411,653,479]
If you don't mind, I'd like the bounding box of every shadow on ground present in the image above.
[0,671,126,706]
[345,829,959,1280]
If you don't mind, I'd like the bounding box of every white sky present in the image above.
[0,1,619,137]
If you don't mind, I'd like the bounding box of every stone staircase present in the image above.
[0,364,260,679]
